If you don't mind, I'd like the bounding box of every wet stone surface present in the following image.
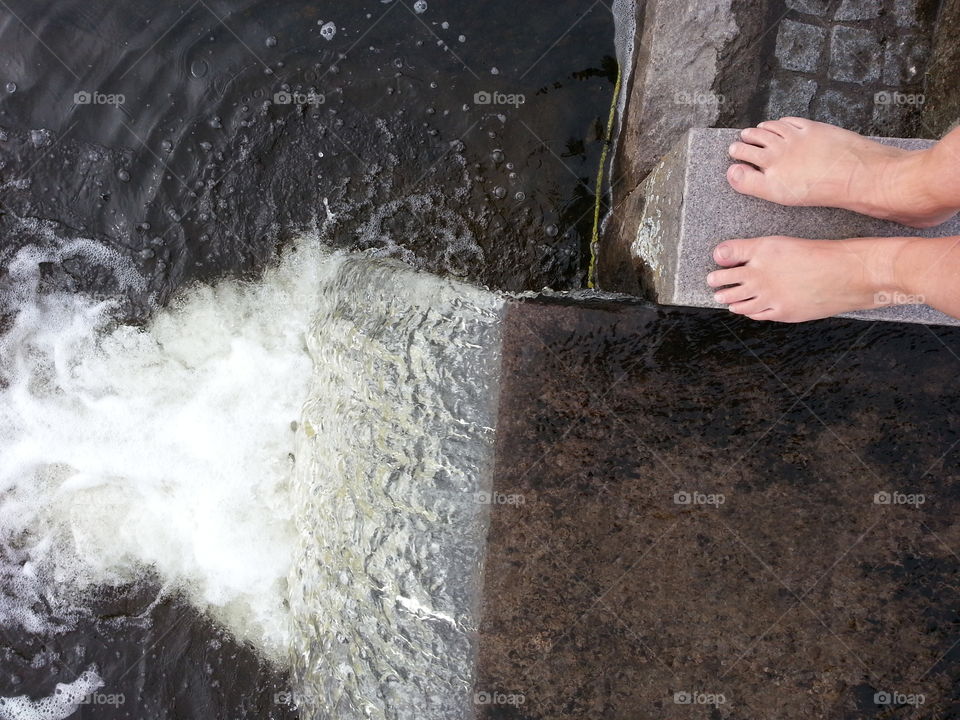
[477,296,960,720]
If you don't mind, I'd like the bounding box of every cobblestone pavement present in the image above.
[767,0,939,136]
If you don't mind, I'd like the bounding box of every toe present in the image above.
[740,127,781,148]
[757,120,795,137]
[706,266,748,288]
[778,116,811,130]
[726,163,767,198]
[715,286,755,305]
[728,141,767,167]
[713,239,753,267]
[728,297,771,316]
[746,309,777,321]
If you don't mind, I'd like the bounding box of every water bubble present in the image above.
[413,0,428,12]
[136,222,151,231]
[493,186,506,199]
[265,35,277,47]
[458,34,466,43]
[199,141,212,151]
[209,116,223,129]
[515,191,525,201]
[491,149,504,163]
[161,139,173,153]
[317,151,324,158]
[545,224,559,237]
[320,22,337,40]
[506,162,514,170]
[490,67,500,75]
[5,81,16,93]
[190,59,208,78]
[117,169,130,182]
[426,107,435,115]
[441,21,449,29]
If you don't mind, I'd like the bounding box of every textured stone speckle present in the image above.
[814,88,870,130]
[883,34,931,85]
[891,0,921,27]
[829,26,883,83]
[835,0,882,20]
[776,20,827,73]
[766,74,820,119]
[785,0,832,15]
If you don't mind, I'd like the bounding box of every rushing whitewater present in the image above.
[0,232,324,658]
[0,229,505,718]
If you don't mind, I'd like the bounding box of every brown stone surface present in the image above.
[476,297,960,719]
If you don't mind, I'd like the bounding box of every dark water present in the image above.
[0,0,616,321]
[0,1,615,718]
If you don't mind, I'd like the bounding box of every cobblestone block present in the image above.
[786,0,832,15]
[776,20,828,73]
[766,74,819,119]
[835,0,883,20]
[829,26,883,83]
[814,88,870,130]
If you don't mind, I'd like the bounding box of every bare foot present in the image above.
[727,118,959,229]
[706,235,913,323]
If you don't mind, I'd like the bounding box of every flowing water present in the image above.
[0,1,618,718]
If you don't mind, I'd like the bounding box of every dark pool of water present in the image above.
[0,0,616,321]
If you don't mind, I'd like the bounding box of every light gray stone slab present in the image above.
[624,128,960,326]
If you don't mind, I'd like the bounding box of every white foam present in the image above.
[0,236,331,659]
[0,667,103,720]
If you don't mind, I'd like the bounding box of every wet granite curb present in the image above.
[474,294,960,719]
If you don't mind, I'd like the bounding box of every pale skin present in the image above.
[707,117,960,322]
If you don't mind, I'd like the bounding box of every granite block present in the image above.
[605,128,960,326]
[776,20,828,73]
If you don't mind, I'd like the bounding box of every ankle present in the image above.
[927,137,960,212]
[850,237,911,304]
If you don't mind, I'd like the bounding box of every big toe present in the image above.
[727,163,767,199]
[714,239,753,267]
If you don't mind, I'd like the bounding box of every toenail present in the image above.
[728,164,744,180]
[716,244,731,259]
[728,143,737,156]
[713,293,725,304]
